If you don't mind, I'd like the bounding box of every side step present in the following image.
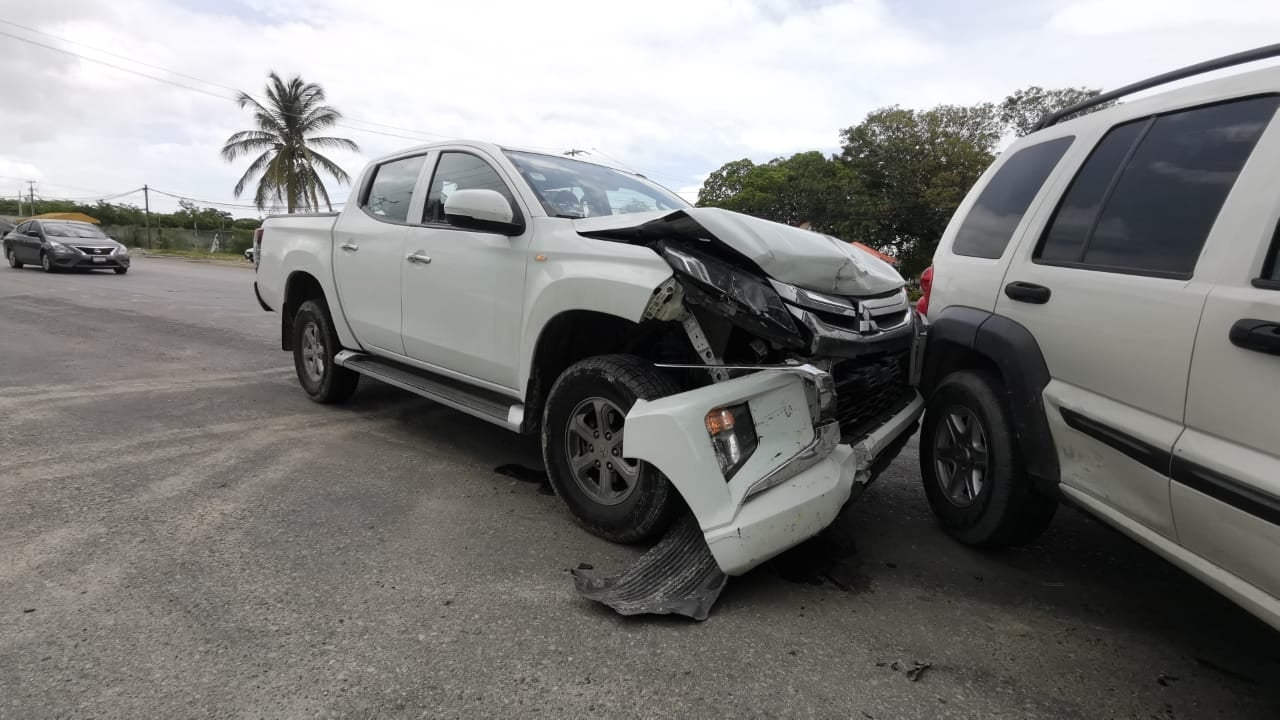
[334,351,524,431]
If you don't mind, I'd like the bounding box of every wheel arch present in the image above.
[922,305,1060,493]
[281,271,327,352]
[522,310,681,434]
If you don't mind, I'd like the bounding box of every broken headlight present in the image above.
[661,246,803,348]
[705,404,758,479]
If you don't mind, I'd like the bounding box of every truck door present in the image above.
[400,149,531,391]
[332,154,427,355]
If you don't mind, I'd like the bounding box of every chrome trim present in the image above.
[652,361,836,425]
[357,347,522,399]
[745,420,841,499]
[768,279,858,317]
[334,350,524,432]
[791,306,917,358]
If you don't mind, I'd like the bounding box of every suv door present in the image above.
[1174,154,1280,604]
[994,96,1280,540]
[400,149,531,390]
[332,153,428,355]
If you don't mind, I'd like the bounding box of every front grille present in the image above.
[75,246,112,255]
[830,351,914,441]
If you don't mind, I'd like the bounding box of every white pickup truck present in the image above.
[252,141,925,580]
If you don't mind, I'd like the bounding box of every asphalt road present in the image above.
[1,258,1277,720]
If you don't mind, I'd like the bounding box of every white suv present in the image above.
[916,46,1280,631]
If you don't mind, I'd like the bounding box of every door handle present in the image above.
[1229,318,1280,356]
[1004,281,1052,304]
[339,242,359,252]
[406,252,432,265]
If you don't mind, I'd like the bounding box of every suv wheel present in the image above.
[5,248,20,269]
[291,299,359,404]
[542,355,683,544]
[920,369,1057,548]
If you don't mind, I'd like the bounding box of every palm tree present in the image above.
[221,72,359,213]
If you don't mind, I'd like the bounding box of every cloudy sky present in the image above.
[1,0,1278,215]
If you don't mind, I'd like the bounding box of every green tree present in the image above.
[839,104,1002,277]
[696,159,757,207]
[1000,86,1105,137]
[220,72,359,213]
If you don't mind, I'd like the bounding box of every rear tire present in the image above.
[920,369,1057,548]
[291,299,359,404]
[542,354,683,544]
[5,248,20,269]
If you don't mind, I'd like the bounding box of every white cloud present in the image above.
[0,0,1278,216]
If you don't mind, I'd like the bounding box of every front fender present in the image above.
[518,236,673,393]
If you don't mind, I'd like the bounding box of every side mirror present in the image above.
[25,229,40,237]
[443,188,524,235]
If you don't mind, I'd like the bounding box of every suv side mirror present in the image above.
[443,189,524,235]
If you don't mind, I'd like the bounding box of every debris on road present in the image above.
[887,660,933,682]
[572,515,726,621]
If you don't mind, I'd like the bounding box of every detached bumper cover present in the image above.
[624,368,923,576]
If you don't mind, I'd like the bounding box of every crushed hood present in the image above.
[574,207,903,297]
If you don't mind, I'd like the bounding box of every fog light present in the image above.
[706,403,758,480]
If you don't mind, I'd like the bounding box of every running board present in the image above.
[334,350,524,431]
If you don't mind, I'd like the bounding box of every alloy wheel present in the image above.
[933,406,989,507]
[300,321,326,383]
[564,396,639,506]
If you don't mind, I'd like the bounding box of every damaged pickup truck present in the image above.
[252,141,925,614]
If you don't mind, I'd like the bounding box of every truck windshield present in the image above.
[503,150,689,219]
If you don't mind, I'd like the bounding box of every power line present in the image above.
[0,19,454,142]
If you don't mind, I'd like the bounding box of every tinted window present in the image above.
[1037,96,1279,276]
[952,136,1074,258]
[14,222,29,234]
[1084,97,1278,275]
[363,155,425,223]
[424,152,517,224]
[1036,121,1146,263]
[1264,225,1280,283]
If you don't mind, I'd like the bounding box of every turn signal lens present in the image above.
[705,408,736,435]
[706,403,758,480]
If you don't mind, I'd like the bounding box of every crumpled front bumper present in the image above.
[623,365,923,576]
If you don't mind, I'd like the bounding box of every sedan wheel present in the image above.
[5,248,21,269]
[41,253,53,273]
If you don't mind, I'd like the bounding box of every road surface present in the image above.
[1,258,1276,719]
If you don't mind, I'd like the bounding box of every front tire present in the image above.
[920,369,1057,548]
[114,267,128,275]
[41,252,54,273]
[542,354,683,544]
[291,299,359,404]
[5,248,20,269]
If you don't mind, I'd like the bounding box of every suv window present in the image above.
[951,136,1074,259]
[362,155,426,223]
[1036,96,1280,277]
[424,152,518,225]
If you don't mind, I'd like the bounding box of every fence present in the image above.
[104,225,255,254]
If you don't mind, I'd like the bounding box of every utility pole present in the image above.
[17,187,23,217]
[143,185,152,248]
[26,181,36,215]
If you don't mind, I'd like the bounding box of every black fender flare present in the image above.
[921,306,1060,494]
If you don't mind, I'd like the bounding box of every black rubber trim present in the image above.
[921,306,1060,493]
[1058,407,1280,529]
[253,282,273,312]
[1059,407,1171,475]
[1171,457,1280,528]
